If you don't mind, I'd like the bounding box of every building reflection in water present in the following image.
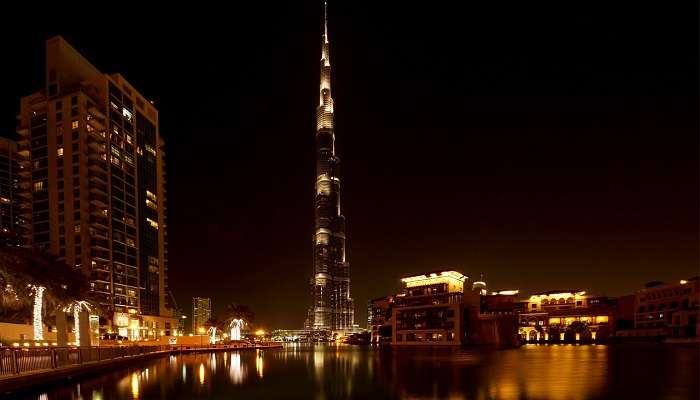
[256,350,264,378]
[130,372,139,399]
[480,345,607,400]
[198,363,205,385]
[20,344,698,400]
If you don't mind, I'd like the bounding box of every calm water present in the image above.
[11,343,699,399]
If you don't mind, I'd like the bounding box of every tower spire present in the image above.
[324,2,328,42]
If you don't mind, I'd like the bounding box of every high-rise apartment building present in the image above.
[0,137,27,246]
[306,3,354,331]
[16,37,175,339]
[192,297,212,334]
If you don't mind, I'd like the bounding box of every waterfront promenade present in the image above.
[0,343,281,394]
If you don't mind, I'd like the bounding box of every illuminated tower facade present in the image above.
[16,37,176,338]
[308,3,354,330]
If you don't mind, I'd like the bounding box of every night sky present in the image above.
[0,2,697,329]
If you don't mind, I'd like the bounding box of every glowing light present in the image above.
[62,301,92,346]
[130,372,139,398]
[31,285,45,340]
[229,319,244,341]
[208,327,218,344]
[680,280,688,285]
[199,363,205,385]
[494,290,519,296]
[256,350,264,378]
[255,330,265,336]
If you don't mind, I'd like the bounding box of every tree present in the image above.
[205,318,222,344]
[0,247,94,339]
[222,303,254,341]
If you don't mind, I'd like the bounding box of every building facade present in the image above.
[0,137,27,246]
[369,295,394,344]
[192,297,212,334]
[16,37,175,339]
[518,290,615,342]
[633,277,699,338]
[392,271,468,345]
[307,3,354,331]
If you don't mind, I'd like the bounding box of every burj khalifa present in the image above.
[306,2,354,331]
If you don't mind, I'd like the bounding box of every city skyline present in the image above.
[0,2,696,328]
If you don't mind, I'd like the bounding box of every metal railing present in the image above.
[0,343,279,376]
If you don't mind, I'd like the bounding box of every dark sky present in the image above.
[0,2,697,329]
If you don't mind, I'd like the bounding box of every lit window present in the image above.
[144,144,156,156]
[122,108,133,122]
[146,199,157,210]
[146,218,159,229]
[71,120,79,130]
[33,181,45,192]
[126,237,135,247]
[57,147,64,157]
[146,190,157,201]
[125,135,132,144]
[74,224,80,233]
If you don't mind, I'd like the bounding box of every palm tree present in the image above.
[205,318,222,344]
[0,247,92,340]
[222,303,254,341]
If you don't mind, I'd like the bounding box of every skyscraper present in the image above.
[307,3,354,331]
[16,37,175,338]
[192,297,212,334]
[0,137,27,247]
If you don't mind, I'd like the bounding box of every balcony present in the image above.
[90,218,109,231]
[89,183,108,196]
[88,106,106,120]
[88,170,108,186]
[89,195,108,208]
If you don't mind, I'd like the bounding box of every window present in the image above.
[71,96,78,106]
[146,218,158,229]
[71,120,79,130]
[33,181,45,192]
[122,108,133,122]
[57,147,64,157]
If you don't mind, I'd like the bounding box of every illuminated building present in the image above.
[481,290,520,315]
[518,290,615,342]
[392,270,468,345]
[368,295,394,344]
[631,277,699,338]
[306,2,354,331]
[192,297,212,334]
[16,37,175,338]
[0,137,27,246]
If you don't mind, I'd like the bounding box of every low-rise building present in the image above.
[518,290,615,342]
[392,270,468,345]
[632,277,699,338]
[368,295,394,344]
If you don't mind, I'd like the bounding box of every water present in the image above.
[10,344,699,399]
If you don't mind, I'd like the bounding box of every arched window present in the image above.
[542,299,549,305]
[558,298,565,305]
[566,297,574,304]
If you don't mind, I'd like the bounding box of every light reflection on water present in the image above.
[24,344,699,400]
